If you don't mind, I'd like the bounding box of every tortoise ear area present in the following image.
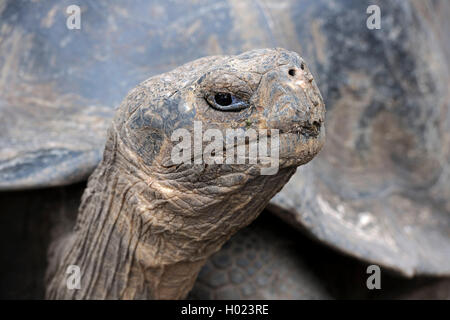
[126,106,164,132]
[124,92,192,133]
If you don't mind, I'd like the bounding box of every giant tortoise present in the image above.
[0,0,449,299]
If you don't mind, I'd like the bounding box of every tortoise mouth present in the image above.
[280,121,322,138]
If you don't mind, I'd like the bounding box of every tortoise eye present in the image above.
[215,93,232,106]
[206,92,248,111]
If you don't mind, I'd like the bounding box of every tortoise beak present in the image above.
[251,62,325,140]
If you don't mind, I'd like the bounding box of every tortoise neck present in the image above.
[46,161,208,299]
[46,130,298,299]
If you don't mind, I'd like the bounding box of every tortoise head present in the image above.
[83,48,326,266]
[117,48,325,177]
[108,49,325,246]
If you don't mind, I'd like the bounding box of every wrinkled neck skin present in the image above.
[46,127,296,300]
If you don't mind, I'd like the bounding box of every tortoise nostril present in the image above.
[288,69,296,77]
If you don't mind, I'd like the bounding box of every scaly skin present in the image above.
[46,48,325,299]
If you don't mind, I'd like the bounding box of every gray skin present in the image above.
[45,48,325,299]
[1,0,449,297]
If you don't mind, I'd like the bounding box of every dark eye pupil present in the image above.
[215,93,232,106]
